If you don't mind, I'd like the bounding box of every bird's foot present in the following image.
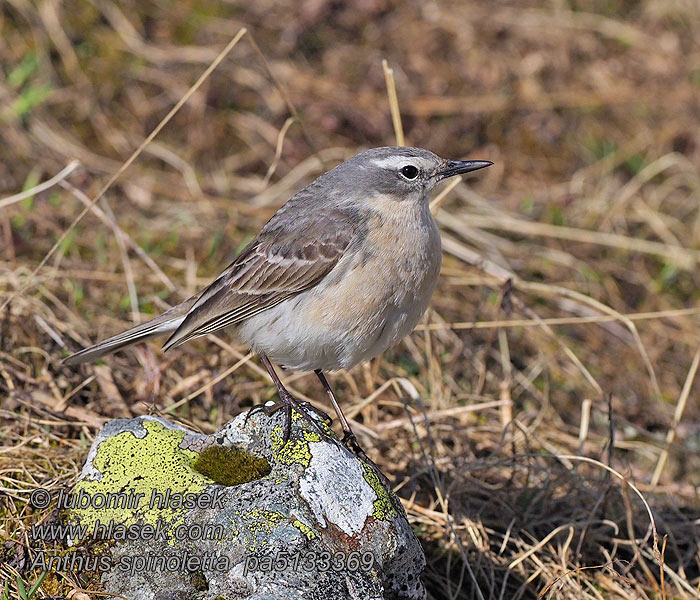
[291,399,334,426]
[242,402,268,430]
[261,392,333,444]
[244,397,330,427]
[341,431,369,461]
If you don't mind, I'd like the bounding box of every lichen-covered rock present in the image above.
[64,404,426,600]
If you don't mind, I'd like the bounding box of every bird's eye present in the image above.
[400,165,419,180]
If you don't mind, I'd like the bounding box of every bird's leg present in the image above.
[314,370,368,459]
[315,370,391,486]
[255,354,331,443]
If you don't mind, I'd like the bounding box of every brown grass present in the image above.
[2,0,700,598]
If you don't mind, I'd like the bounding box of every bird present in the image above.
[63,146,492,454]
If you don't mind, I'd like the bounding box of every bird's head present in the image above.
[329,146,492,205]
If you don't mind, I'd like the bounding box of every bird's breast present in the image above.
[237,202,441,371]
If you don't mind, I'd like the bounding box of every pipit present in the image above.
[64,147,492,455]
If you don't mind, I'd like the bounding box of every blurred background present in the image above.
[1,1,700,598]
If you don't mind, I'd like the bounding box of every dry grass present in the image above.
[1,0,700,598]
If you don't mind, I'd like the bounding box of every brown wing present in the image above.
[161,209,357,351]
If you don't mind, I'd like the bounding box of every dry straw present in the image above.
[3,7,700,598]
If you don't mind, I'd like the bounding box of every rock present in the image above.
[61,404,426,600]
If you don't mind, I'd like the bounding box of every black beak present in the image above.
[438,160,493,180]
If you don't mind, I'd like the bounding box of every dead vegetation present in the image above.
[1,0,700,598]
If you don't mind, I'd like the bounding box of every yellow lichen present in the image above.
[291,519,317,540]
[68,420,213,541]
[270,426,321,467]
[362,463,398,521]
[237,507,286,551]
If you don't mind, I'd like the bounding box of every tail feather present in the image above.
[62,295,198,365]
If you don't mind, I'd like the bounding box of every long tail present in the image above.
[62,295,199,366]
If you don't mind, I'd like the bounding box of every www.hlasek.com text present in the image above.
[32,517,226,545]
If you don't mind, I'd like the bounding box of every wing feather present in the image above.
[63,182,368,365]
[162,209,356,351]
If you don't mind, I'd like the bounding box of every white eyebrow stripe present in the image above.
[370,156,429,170]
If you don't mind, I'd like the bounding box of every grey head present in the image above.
[308,146,493,206]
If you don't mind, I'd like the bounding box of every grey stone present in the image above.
[65,404,426,600]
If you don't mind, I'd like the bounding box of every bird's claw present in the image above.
[247,392,333,444]
[243,402,269,429]
[341,431,369,461]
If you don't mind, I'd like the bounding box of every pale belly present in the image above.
[235,211,442,371]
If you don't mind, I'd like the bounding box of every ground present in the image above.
[1,1,699,599]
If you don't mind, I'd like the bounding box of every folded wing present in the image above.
[161,208,356,350]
